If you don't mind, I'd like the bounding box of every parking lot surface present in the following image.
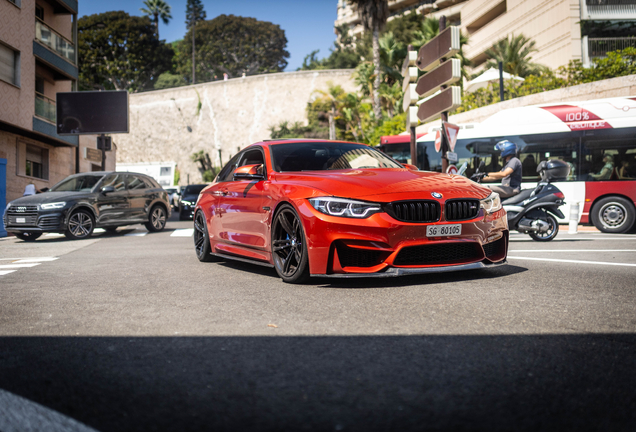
[0,217,634,431]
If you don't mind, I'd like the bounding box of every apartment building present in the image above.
[335,0,636,72]
[0,0,115,229]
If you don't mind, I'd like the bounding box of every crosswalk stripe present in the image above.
[12,257,59,263]
[171,229,194,237]
[0,270,17,276]
[124,231,147,237]
[0,263,41,269]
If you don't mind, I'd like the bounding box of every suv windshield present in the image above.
[270,142,402,172]
[50,175,103,192]
[183,185,206,195]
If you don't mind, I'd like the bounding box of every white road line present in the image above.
[511,250,636,253]
[0,270,17,276]
[0,263,41,269]
[12,257,59,263]
[44,233,65,238]
[0,257,58,261]
[93,228,105,233]
[124,231,147,237]
[507,256,636,267]
[510,237,636,241]
[171,228,194,237]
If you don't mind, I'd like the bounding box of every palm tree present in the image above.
[140,0,172,39]
[185,0,206,84]
[350,0,389,121]
[485,34,548,78]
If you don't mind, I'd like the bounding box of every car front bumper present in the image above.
[294,200,509,276]
[3,209,68,234]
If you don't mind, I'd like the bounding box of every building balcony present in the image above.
[581,0,636,20]
[582,36,636,66]
[35,19,75,65]
[34,93,56,124]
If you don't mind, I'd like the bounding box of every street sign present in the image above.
[416,26,460,72]
[401,50,418,75]
[447,164,458,175]
[406,106,418,128]
[402,66,419,92]
[446,151,458,162]
[402,83,418,113]
[97,135,112,151]
[84,147,102,163]
[417,86,461,124]
[415,58,461,100]
[442,121,460,151]
[434,130,441,152]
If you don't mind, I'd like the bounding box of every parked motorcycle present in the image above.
[468,159,569,241]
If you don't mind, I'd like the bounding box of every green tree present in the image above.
[350,0,389,121]
[561,47,636,85]
[140,0,172,39]
[485,34,547,78]
[185,0,206,84]
[154,71,187,89]
[78,11,173,92]
[175,15,289,81]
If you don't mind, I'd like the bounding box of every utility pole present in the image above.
[438,16,449,174]
[192,23,195,84]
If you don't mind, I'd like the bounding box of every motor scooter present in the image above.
[467,159,569,241]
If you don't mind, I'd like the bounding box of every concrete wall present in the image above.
[116,69,356,185]
[416,74,636,134]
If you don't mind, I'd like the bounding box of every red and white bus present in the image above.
[379,97,636,233]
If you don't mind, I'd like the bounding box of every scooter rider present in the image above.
[481,140,522,199]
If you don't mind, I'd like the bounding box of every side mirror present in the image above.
[233,164,265,181]
[101,185,115,194]
[402,163,418,171]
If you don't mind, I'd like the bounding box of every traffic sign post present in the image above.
[402,45,419,165]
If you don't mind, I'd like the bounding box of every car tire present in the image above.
[591,196,636,234]
[15,232,42,242]
[65,209,94,240]
[193,210,220,262]
[145,205,167,232]
[271,204,310,284]
[528,213,559,242]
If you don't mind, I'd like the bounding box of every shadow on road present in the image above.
[2,333,633,431]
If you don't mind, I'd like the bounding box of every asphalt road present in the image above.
[0,216,635,431]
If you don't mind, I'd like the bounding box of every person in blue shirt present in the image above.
[482,140,522,199]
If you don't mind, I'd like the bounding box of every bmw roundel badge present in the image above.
[431,192,443,199]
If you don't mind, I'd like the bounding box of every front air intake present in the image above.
[385,200,440,223]
[445,199,480,221]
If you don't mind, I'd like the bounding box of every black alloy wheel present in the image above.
[193,210,219,262]
[65,210,94,240]
[145,205,167,232]
[528,213,558,242]
[591,196,636,233]
[15,232,42,242]
[271,204,309,283]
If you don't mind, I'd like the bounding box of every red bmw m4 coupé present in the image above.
[193,140,508,283]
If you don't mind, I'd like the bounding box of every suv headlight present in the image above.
[480,192,501,214]
[40,202,66,210]
[308,197,382,218]
[181,200,193,206]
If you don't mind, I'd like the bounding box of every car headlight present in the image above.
[308,197,382,218]
[480,192,502,214]
[181,200,193,206]
[40,202,66,210]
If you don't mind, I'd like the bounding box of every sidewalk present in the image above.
[560,224,600,233]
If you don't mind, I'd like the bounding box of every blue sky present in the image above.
[79,0,339,71]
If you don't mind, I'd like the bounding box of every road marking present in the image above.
[124,231,147,237]
[171,228,194,237]
[507,256,636,267]
[94,228,105,233]
[44,233,65,238]
[0,263,41,269]
[510,237,636,241]
[511,250,636,253]
[0,270,17,276]
[12,257,59,263]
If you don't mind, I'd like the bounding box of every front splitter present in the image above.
[313,260,508,278]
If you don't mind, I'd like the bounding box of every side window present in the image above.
[238,149,264,167]
[126,175,147,190]
[100,174,126,191]
[217,153,241,183]
[518,137,578,181]
[583,137,636,181]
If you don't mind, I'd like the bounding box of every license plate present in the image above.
[426,224,462,237]
[15,217,26,224]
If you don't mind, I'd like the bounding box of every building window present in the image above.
[35,4,43,20]
[0,41,20,87]
[8,0,22,8]
[17,142,49,180]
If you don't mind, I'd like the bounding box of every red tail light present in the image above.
[554,192,565,199]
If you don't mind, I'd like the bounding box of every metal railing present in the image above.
[35,93,56,123]
[586,0,636,5]
[35,19,75,64]
[588,37,636,57]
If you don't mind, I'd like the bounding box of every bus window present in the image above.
[583,137,636,181]
[518,136,579,181]
[380,143,411,164]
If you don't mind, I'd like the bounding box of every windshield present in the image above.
[50,175,103,192]
[183,185,206,195]
[270,142,402,172]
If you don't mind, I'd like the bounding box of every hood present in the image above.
[273,169,491,202]
[181,193,200,202]
[8,191,93,206]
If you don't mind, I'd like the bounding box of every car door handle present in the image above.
[212,190,229,197]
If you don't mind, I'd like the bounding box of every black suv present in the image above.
[3,172,171,241]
